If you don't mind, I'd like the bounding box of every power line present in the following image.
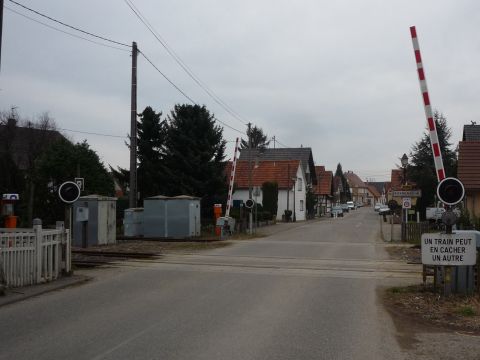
[59,127,127,139]
[139,50,197,105]
[7,0,131,48]
[4,6,130,52]
[6,0,245,136]
[122,0,248,127]
[139,51,244,135]
[275,139,291,148]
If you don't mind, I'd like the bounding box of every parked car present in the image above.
[347,201,356,210]
[374,203,382,212]
[331,206,344,217]
[356,202,363,208]
[340,203,350,213]
[378,205,391,215]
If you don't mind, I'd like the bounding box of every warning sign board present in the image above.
[421,233,477,266]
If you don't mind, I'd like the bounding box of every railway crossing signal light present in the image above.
[437,177,465,206]
[58,181,81,204]
[245,198,255,209]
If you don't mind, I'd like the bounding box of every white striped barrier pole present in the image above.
[410,26,446,182]
[225,137,240,218]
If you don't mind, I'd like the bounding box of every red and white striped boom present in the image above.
[410,26,445,182]
[225,137,239,218]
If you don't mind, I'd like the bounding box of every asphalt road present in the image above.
[0,208,473,359]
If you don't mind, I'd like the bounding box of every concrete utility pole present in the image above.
[129,42,138,208]
[0,0,4,71]
[247,123,253,234]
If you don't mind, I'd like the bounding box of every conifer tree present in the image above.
[408,111,457,217]
[163,104,227,201]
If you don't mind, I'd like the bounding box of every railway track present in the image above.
[72,249,161,268]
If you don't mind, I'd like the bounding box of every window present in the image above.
[300,200,304,211]
[297,178,302,191]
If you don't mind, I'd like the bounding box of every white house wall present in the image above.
[230,165,306,221]
[276,166,306,221]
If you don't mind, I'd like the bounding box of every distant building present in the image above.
[344,171,370,204]
[366,182,387,204]
[226,159,307,221]
[239,147,317,188]
[314,166,333,215]
[458,123,480,218]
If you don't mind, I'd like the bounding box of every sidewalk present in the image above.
[0,274,90,308]
[379,215,402,242]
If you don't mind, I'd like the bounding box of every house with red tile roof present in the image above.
[365,182,387,204]
[385,168,420,207]
[458,124,480,218]
[344,171,368,205]
[225,159,307,221]
[314,166,333,215]
[344,171,384,206]
[366,184,381,204]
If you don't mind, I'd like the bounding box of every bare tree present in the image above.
[20,112,59,225]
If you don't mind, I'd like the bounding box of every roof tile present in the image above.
[226,160,301,189]
[314,166,332,195]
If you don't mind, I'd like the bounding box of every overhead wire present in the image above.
[139,51,245,135]
[7,0,248,137]
[275,139,291,148]
[122,0,249,127]
[139,51,197,105]
[7,0,131,48]
[4,6,130,52]
[60,128,127,139]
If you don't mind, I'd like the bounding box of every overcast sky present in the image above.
[1,0,479,181]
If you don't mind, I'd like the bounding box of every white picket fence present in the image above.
[0,221,71,288]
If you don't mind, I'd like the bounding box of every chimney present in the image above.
[7,118,17,127]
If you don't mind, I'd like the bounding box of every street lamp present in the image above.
[401,153,408,185]
[400,153,409,241]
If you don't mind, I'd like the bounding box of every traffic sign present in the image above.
[402,197,411,209]
[58,181,81,204]
[392,190,421,197]
[421,233,477,265]
[75,177,85,191]
[2,193,19,201]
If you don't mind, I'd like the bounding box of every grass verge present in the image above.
[383,284,480,334]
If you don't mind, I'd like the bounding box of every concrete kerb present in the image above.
[0,275,91,308]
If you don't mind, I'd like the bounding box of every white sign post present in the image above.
[421,233,477,266]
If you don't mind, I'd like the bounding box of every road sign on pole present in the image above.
[421,233,477,265]
[74,177,85,191]
[402,197,412,209]
[392,190,421,197]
